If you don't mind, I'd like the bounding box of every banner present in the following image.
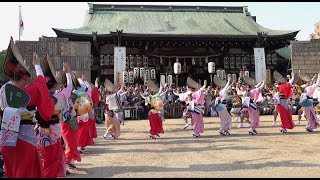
[254,48,266,82]
[114,47,126,87]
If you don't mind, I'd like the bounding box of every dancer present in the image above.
[36,53,71,177]
[213,74,233,135]
[173,86,193,129]
[103,79,127,139]
[185,78,207,138]
[73,74,93,152]
[236,82,251,128]
[243,76,265,135]
[273,71,296,133]
[60,64,81,171]
[299,73,320,132]
[0,38,54,178]
[140,81,164,139]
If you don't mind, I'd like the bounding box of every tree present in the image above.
[0,49,8,83]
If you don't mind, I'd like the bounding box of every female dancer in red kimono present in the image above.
[0,38,54,178]
[73,75,94,151]
[140,82,164,139]
[60,64,81,171]
[274,73,296,133]
[36,54,71,177]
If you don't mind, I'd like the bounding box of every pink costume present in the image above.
[189,85,206,137]
[215,79,232,135]
[303,76,320,131]
[247,82,265,135]
[38,72,73,178]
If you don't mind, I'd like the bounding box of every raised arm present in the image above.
[95,77,99,88]
[34,52,44,77]
[258,81,265,90]
[289,72,295,85]
[199,80,207,92]
[314,73,320,87]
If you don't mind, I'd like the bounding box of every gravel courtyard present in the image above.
[67,115,320,178]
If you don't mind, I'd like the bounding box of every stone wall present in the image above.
[291,40,320,77]
[16,37,92,81]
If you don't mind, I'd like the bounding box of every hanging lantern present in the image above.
[130,56,135,68]
[221,70,226,81]
[143,56,148,67]
[129,71,134,84]
[122,71,128,83]
[145,69,150,81]
[133,67,139,78]
[174,61,181,74]
[167,75,173,85]
[151,69,156,80]
[139,68,145,79]
[244,70,250,77]
[208,62,215,73]
[232,73,237,83]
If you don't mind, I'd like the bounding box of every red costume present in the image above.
[276,83,295,130]
[1,76,55,178]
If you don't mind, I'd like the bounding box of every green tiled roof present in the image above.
[53,3,298,37]
[275,45,291,59]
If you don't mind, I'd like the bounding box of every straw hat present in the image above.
[4,37,31,78]
[213,75,226,87]
[104,78,118,93]
[146,80,159,93]
[187,77,201,89]
[243,76,257,87]
[42,53,58,86]
[273,70,286,83]
[300,74,311,82]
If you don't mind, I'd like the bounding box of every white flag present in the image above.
[19,6,24,36]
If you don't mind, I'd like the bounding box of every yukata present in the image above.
[246,82,265,134]
[61,73,81,166]
[275,79,295,132]
[104,89,127,139]
[0,66,54,178]
[189,85,206,137]
[145,94,164,138]
[300,77,320,131]
[73,79,93,148]
[214,80,232,134]
[37,73,73,178]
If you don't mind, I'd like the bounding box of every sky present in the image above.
[0,2,319,51]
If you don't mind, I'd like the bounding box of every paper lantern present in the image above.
[174,62,181,74]
[145,69,150,81]
[151,69,156,80]
[133,68,139,78]
[139,68,145,78]
[244,70,250,77]
[129,71,134,83]
[167,75,173,85]
[208,62,215,73]
[122,71,128,83]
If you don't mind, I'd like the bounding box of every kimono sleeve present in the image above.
[24,76,55,121]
